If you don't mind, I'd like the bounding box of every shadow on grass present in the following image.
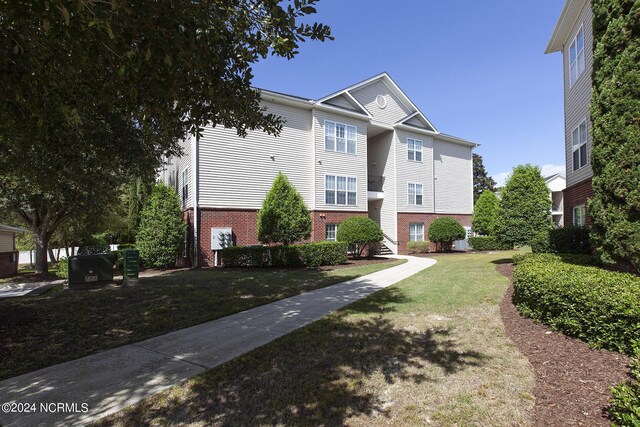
[491,258,514,265]
[105,288,489,426]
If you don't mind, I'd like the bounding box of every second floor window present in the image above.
[572,119,588,171]
[569,26,585,87]
[408,183,423,205]
[181,167,189,204]
[325,175,357,206]
[325,121,357,154]
[408,138,423,162]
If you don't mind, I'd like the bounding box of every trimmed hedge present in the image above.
[609,357,640,426]
[407,240,430,254]
[222,242,348,268]
[468,236,512,251]
[513,253,640,356]
[428,217,466,252]
[531,227,592,254]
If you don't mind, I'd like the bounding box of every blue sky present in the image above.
[251,0,567,185]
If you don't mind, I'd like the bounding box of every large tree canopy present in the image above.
[0,0,331,273]
[589,0,640,270]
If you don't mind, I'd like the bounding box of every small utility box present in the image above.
[68,254,114,288]
[122,249,140,285]
[211,228,233,266]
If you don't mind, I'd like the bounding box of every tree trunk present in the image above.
[34,231,50,274]
[48,247,57,264]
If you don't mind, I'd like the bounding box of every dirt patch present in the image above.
[497,263,631,426]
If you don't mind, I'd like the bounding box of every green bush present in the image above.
[57,257,69,278]
[468,236,512,251]
[531,227,592,255]
[222,242,347,268]
[407,240,430,254]
[531,230,551,253]
[609,357,640,426]
[513,253,640,356]
[336,216,383,258]
[428,217,466,252]
[472,191,500,236]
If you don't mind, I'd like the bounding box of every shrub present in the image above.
[257,172,311,245]
[428,217,466,252]
[57,257,69,278]
[136,184,187,268]
[531,230,551,253]
[336,217,383,258]
[222,242,347,268]
[472,191,500,236]
[513,253,640,356]
[608,357,640,426]
[407,240,430,254]
[531,227,592,255]
[468,236,512,251]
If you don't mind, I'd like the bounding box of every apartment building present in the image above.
[546,0,593,226]
[162,73,477,266]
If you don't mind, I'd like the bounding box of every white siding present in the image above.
[198,101,314,209]
[368,131,397,241]
[0,232,14,253]
[324,94,359,112]
[433,140,473,214]
[404,115,434,131]
[563,2,593,187]
[395,130,434,212]
[350,80,412,125]
[313,110,368,211]
[162,134,193,208]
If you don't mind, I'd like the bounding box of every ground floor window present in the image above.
[326,223,338,241]
[573,205,586,227]
[409,223,424,241]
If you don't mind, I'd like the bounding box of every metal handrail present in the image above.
[383,232,397,245]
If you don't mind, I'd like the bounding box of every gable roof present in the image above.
[545,0,589,53]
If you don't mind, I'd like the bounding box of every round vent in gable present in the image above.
[375,95,387,109]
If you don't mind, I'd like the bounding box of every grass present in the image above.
[99,251,535,426]
[0,259,404,380]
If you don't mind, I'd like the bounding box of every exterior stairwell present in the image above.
[379,242,394,256]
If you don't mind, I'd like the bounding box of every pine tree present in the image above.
[473,153,497,204]
[258,173,311,245]
[495,165,552,246]
[589,0,640,270]
[472,191,500,236]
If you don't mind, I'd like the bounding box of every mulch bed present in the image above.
[497,263,632,426]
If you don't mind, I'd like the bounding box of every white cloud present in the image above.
[492,164,565,187]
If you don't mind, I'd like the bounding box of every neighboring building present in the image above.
[162,73,478,266]
[546,0,593,227]
[0,225,25,277]
[545,173,566,226]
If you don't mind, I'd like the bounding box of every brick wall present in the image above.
[0,252,18,278]
[397,213,472,255]
[563,178,594,226]
[310,211,368,241]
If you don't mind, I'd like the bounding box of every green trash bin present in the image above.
[122,249,140,285]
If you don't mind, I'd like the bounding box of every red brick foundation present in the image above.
[0,252,18,278]
[397,213,472,255]
[563,178,594,226]
[311,211,368,241]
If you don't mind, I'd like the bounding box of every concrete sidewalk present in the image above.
[0,256,436,426]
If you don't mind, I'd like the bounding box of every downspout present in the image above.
[192,133,200,268]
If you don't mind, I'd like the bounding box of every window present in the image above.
[571,119,588,171]
[573,205,586,227]
[325,175,357,205]
[408,183,423,205]
[569,26,585,87]
[326,224,337,241]
[407,138,423,162]
[325,121,357,154]
[409,223,424,241]
[181,168,189,205]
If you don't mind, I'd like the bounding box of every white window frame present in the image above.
[571,118,589,171]
[325,175,357,206]
[569,25,585,87]
[407,182,423,206]
[324,120,357,155]
[181,167,189,205]
[407,138,423,162]
[573,205,586,227]
[409,223,424,242]
[325,224,338,241]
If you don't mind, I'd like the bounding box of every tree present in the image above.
[136,184,186,268]
[258,173,311,245]
[472,191,500,236]
[589,0,640,270]
[495,165,552,247]
[0,1,331,273]
[428,217,466,252]
[336,217,383,258]
[473,153,497,204]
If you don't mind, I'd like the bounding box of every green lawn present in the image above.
[0,259,404,381]
[99,251,535,427]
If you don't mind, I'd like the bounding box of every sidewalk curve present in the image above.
[0,255,436,426]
